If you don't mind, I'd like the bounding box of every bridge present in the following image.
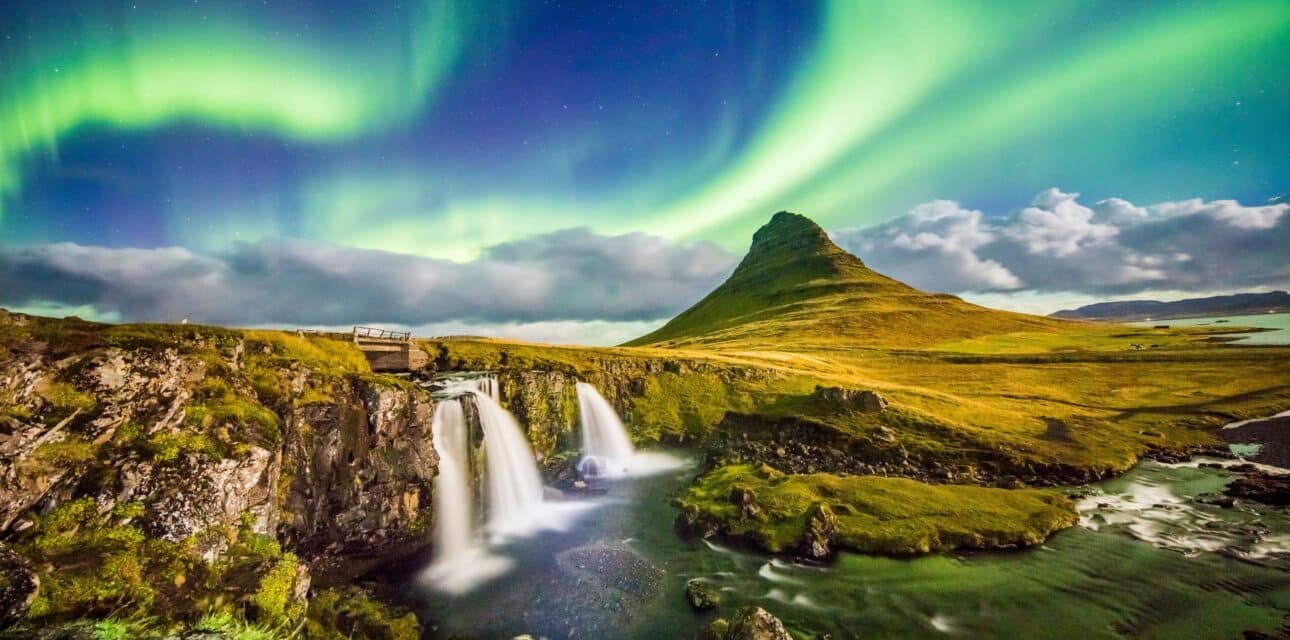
[352,326,428,372]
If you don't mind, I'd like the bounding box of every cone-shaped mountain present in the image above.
[627,211,1061,349]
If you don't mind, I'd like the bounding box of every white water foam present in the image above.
[1221,409,1290,430]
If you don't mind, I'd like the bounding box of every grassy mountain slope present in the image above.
[626,211,1063,350]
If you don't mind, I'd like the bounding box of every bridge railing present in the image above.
[352,326,412,343]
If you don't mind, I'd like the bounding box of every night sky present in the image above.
[1,1,1287,343]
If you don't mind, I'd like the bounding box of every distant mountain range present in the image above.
[1051,291,1290,321]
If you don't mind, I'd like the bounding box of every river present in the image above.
[384,440,1289,638]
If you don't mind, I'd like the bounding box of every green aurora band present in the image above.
[652,0,1290,246]
[0,0,1285,258]
[0,1,483,221]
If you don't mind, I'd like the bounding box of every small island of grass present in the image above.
[676,464,1078,556]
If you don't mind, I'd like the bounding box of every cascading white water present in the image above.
[422,375,610,593]
[472,389,546,538]
[429,399,472,562]
[422,397,513,595]
[576,382,636,478]
[473,376,499,401]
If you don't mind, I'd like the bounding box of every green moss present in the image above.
[244,364,288,406]
[88,619,135,640]
[30,435,98,465]
[145,430,224,462]
[678,464,1077,555]
[1,390,32,420]
[38,381,97,416]
[296,385,338,407]
[111,501,146,520]
[185,396,281,446]
[22,499,163,618]
[305,587,421,640]
[191,611,281,640]
[243,330,370,376]
[110,420,146,447]
[14,497,222,627]
[250,554,302,625]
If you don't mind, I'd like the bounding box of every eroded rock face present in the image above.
[0,326,442,626]
[282,380,438,564]
[104,446,279,561]
[0,346,203,531]
[710,412,1107,487]
[497,370,580,463]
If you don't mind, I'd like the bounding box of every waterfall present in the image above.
[576,382,636,478]
[429,399,472,562]
[422,374,607,594]
[473,376,499,401]
[472,389,546,538]
[423,398,513,595]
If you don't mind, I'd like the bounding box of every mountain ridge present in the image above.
[1052,291,1290,321]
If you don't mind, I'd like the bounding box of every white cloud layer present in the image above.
[0,229,735,337]
[3,188,1285,342]
[833,188,1289,297]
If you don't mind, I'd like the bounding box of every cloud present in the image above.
[0,229,736,331]
[838,200,1022,291]
[833,189,1289,296]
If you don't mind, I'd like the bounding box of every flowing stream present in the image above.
[392,453,1289,639]
[403,383,1290,638]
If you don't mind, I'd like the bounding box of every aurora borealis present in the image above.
[1,0,1287,343]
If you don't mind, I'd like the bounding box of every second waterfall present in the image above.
[471,388,546,539]
[576,382,636,478]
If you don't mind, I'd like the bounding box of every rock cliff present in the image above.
[0,314,432,635]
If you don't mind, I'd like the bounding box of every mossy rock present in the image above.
[685,579,720,611]
[676,464,1077,556]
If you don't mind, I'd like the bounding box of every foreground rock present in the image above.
[700,606,793,640]
[686,579,720,611]
[676,464,1077,556]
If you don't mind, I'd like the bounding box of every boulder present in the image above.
[729,486,760,518]
[685,579,720,611]
[812,386,887,412]
[725,606,792,640]
[800,502,837,559]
